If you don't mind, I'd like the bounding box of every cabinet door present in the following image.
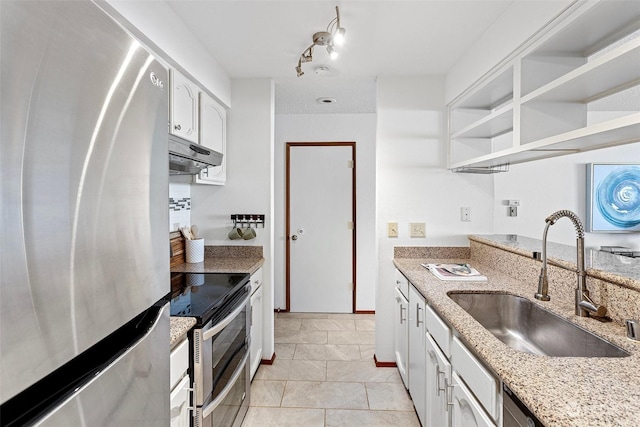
[169,70,199,143]
[408,285,426,426]
[194,92,226,185]
[393,287,409,388]
[426,333,451,427]
[250,285,264,379]
[451,372,496,427]
[170,375,191,427]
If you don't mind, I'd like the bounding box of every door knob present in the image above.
[291,235,298,240]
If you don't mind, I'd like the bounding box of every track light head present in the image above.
[295,6,347,77]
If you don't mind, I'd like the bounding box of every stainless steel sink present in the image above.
[448,292,630,358]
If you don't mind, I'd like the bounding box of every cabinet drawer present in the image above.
[425,304,451,357]
[170,338,189,391]
[394,269,409,299]
[451,336,499,420]
[250,268,263,295]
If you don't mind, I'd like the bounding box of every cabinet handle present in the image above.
[396,280,402,285]
[435,364,446,397]
[400,305,406,324]
[416,304,423,327]
[174,124,182,131]
[444,377,455,411]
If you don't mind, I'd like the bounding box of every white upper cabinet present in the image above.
[448,1,640,171]
[194,92,227,185]
[169,70,199,143]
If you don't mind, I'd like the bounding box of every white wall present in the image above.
[375,76,495,362]
[103,0,231,106]
[191,78,275,359]
[274,113,377,312]
[494,143,640,251]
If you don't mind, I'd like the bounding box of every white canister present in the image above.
[185,238,205,263]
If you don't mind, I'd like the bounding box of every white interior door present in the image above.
[288,144,354,313]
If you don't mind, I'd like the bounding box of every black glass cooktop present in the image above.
[170,272,249,325]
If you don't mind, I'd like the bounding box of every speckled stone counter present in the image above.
[171,245,264,275]
[170,245,264,345]
[170,317,196,348]
[394,245,640,426]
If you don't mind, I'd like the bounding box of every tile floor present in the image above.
[241,312,420,427]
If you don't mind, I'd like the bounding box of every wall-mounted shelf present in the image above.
[448,1,640,171]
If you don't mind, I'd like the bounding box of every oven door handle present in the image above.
[201,351,249,419]
[202,293,250,341]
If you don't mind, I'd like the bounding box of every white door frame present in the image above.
[285,142,357,312]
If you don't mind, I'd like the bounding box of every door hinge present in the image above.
[347,221,354,229]
[349,282,354,290]
[347,160,354,168]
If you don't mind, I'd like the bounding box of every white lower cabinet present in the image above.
[170,338,191,427]
[425,333,451,427]
[408,285,426,426]
[250,268,264,379]
[451,372,496,427]
[393,286,409,388]
[170,375,191,427]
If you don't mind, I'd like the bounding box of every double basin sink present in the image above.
[448,292,629,358]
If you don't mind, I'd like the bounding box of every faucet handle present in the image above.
[578,292,607,317]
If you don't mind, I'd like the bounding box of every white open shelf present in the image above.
[448,1,640,171]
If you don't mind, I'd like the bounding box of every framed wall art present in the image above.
[586,163,640,233]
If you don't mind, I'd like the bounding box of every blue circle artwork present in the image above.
[595,166,640,228]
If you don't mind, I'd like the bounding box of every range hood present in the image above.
[169,134,223,175]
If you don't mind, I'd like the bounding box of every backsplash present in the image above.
[469,238,640,325]
[169,181,191,232]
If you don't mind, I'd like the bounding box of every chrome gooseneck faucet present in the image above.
[534,210,606,317]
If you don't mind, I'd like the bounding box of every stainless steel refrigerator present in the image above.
[1,1,170,425]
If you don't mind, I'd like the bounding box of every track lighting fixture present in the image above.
[295,5,346,77]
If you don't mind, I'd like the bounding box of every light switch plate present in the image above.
[410,222,426,238]
[388,222,398,237]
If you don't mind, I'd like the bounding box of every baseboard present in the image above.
[373,354,396,368]
[261,352,276,365]
[355,310,375,314]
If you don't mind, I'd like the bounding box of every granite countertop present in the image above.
[170,317,196,348]
[394,257,640,427]
[169,245,265,346]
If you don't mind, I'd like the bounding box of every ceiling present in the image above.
[163,1,520,113]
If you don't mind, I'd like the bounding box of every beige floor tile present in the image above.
[355,318,375,331]
[277,312,329,319]
[275,329,327,344]
[330,313,375,319]
[249,380,285,407]
[294,344,362,361]
[366,382,414,411]
[326,361,401,383]
[359,344,375,361]
[328,330,375,345]
[254,359,327,381]
[300,318,356,331]
[281,381,368,409]
[325,409,421,427]
[274,318,302,330]
[241,407,325,427]
[274,343,296,360]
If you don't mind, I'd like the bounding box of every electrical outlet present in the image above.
[410,222,426,238]
[388,222,398,238]
[461,207,471,222]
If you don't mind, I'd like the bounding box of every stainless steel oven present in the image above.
[170,272,251,427]
[192,286,250,427]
